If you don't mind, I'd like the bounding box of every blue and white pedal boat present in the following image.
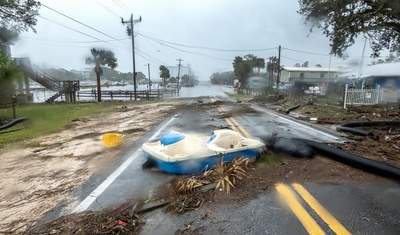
[141,129,265,174]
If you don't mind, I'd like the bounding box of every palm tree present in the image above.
[159,65,170,90]
[0,27,19,57]
[86,48,117,102]
[267,56,279,91]
[254,58,265,74]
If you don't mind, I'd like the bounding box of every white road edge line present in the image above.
[253,106,341,141]
[71,114,178,213]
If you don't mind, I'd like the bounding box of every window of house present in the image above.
[320,73,325,78]
[300,73,304,79]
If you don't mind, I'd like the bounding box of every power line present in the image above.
[38,16,131,51]
[281,55,303,63]
[38,16,113,46]
[113,0,130,13]
[116,0,130,10]
[136,33,234,61]
[96,0,120,18]
[135,47,169,65]
[21,36,130,44]
[161,43,233,61]
[135,50,164,66]
[281,55,330,67]
[18,38,95,49]
[283,47,331,57]
[41,3,130,47]
[140,35,180,59]
[137,32,278,52]
[284,47,388,59]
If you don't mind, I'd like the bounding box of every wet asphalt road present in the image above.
[44,83,400,234]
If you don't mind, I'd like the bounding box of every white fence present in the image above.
[343,84,381,108]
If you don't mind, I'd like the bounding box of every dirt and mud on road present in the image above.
[1,97,399,234]
[0,101,178,233]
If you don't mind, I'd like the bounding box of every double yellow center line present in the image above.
[276,183,351,235]
[210,96,251,138]
[209,96,350,234]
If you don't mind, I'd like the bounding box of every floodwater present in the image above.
[31,82,233,103]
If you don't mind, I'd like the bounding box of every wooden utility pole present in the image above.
[147,63,151,93]
[122,15,141,100]
[268,57,273,93]
[177,58,183,95]
[277,45,281,86]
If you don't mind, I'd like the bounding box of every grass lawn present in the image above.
[224,92,254,100]
[0,102,117,148]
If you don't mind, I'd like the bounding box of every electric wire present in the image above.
[36,5,388,72]
[135,50,164,66]
[116,0,130,10]
[284,47,387,59]
[137,32,278,52]
[135,47,170,65]
[161,42,233,61]
[280,55,326,66]
[41,3,130,47]
[281,55,303,63]
[113,0,130,13]
[136,32,234,61]
[38,6,163,67]
[283,47,331,57]
[20,36,130,44]
[96,0,120,18]
[140,35,180,59]
[38,16,131,52]
[38,16,113,46]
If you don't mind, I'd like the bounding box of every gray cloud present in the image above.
[12,0,376,81]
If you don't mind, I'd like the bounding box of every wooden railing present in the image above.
[76,88,179,101]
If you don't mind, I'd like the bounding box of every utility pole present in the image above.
[268,57,273,93]
[146,63,151,93]
[176,58,183,95]
[359,36,367,80]
[122,14,141,100]
[277,45,281,86]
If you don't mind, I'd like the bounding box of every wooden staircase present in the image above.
[14,57,80,103]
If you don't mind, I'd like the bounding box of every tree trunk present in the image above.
[96,73,101,102]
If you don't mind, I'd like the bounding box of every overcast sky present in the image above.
[12,0,380,81]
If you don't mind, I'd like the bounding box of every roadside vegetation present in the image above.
[0,102,119,148]
[224,92,254,101]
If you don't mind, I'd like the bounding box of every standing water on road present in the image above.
[31,82,233,103]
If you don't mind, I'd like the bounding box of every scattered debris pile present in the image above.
[250,94,286,105]
[24,209,143,235]
[165,157,255,214]
[23,157,255,234]
[332,123,400,168]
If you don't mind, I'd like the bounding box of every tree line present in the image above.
[159,65,198,87]
[209,54,280,90]
[2,0,400,102]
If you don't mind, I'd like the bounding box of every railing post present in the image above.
[376,85,380,104]
[343,84,348,109]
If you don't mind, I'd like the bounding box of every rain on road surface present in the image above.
[44,83,400,234]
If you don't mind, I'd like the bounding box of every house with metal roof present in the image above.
[358,62,400,88]
[359,63,400,102]
[280,67,344,84]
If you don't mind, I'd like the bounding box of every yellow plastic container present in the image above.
[102,133,123,147]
